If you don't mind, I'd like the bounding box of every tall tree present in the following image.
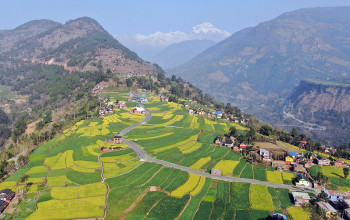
[291,127,298,138]
[344,167,349,179]
[229,126,238,137]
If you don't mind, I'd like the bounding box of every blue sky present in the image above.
[1,0,350,35]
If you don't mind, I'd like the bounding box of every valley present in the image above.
[1,6,350,219]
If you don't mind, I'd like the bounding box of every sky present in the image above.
[1,0,350,35]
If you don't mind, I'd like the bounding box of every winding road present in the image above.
[120,106,318,194]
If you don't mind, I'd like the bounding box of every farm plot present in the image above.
[231,182,251,209]
[191,157,211,170]
[194,186,217,220]
[282,172,295,184]
[146,194,190,220]
[149,132,199,153]
[179,178,211,220]
[126,191,167,220]
[51,182,107,199]
[235,210,251,220]
[233,158,247,177]
[250,184,275,211]
[275,188,293,209]
[100,152,136,163]
[171,173,201,198]
[27,196,106,220]
[288,207,311,220]
[253,166,267,181]
[103,158,143,178]
[213,160,239,175]
[267,171,284,184]
[211,181,225,220]
[322,166,349,179]
[240,163,254,179]
[267,187,280,209]
[44,150,74,170]
[250,210,270,220]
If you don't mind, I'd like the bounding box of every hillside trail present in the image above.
[119,105,318,195]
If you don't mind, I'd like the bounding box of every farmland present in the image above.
[2,91,306,219]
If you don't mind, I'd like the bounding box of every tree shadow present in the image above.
[332,172,344,178]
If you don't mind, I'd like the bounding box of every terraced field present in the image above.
[1,91,309,219]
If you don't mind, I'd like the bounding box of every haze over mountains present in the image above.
[116,22,230,63]
[168,7,350,145]
[151,39,216,69]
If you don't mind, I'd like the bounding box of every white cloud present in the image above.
[125,22,231,47]
[134,31,191,47]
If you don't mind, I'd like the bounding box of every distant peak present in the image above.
[14,19,61,31]
[64,17,105,32]
[192,22,230,37]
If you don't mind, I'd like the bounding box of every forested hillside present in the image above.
[0,17,164,152]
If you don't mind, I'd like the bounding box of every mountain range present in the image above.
[151,39,216,69]
[169,7,350,145]
[0,17,158,76]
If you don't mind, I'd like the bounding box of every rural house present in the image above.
[239,143,248,149]
[285,156,294,164]
[224,139,234,148]
[295,174,312,187]
[292,192,310,206]
[271,213,287,220]
[259,149,271,161]
[334,159,347,168]
[118,102,127,109]
[316,202,338,219]
[0,188,15,213]
[317,157,331,166]
[211,169,222,176]
[114,135,123,144]
[214,137,222,145]
[289,152,298,158]
[324,190,350,201]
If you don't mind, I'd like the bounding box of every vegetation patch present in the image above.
[213,160,239,175]
[171,173,201,198]
[146,194,190,220]
[250,184,275,211]
[266,171,284,184]
[27,196,105,219]
[51,182,107,200]
[288,207,311,220]
[253,166,267,181]
[322,166,349,179]
[191,157,211,170]
[231,182,250,209]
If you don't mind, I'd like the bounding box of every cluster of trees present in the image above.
[36,112,52,130]
[0,108,11,147]
[228,126,256,144]
[11,119,27,143]
[167,75,215,106]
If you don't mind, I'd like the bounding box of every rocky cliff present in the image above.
[285,79,350,145]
